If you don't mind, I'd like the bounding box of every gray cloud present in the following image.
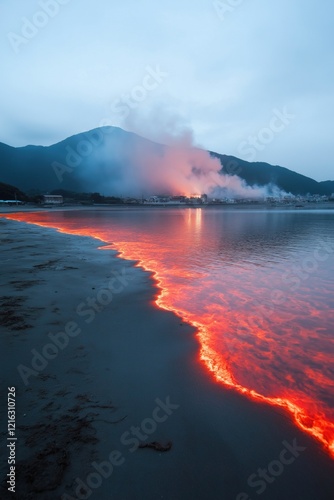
[0,0,333,180]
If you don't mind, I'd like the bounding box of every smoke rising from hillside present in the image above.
[97,112,289,199]
[70,109,290,198]
[111,139,265,198]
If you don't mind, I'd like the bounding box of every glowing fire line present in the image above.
[93,241,334,461]
[2,213,334,460]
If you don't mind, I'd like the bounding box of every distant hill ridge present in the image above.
[0,181,28,201]
[0,126,333,196]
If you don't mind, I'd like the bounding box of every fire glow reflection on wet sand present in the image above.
[3,209,334,459]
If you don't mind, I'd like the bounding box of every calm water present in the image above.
[5,208,334,458]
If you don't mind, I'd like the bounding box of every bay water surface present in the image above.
[5,207,334,460]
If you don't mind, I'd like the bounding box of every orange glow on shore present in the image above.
[3,210,334,460]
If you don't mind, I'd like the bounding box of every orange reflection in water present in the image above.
[3,210,334,459]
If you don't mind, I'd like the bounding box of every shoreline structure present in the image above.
[1,212,334,499]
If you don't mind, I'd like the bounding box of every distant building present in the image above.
[42,195,63,205]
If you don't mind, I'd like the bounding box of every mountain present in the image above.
[0,127,162,194]
[0,181,28,201]
[0,126,333,196]
[211,153,334,196]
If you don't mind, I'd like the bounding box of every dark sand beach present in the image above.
[1,216,334,499]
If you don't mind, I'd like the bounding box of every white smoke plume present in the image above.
[94,107,290,199]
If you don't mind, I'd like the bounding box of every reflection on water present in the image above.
[4,208,334,458]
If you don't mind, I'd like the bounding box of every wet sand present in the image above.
[0,217,334,499]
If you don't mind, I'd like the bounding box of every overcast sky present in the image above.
[1,0,333,180]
